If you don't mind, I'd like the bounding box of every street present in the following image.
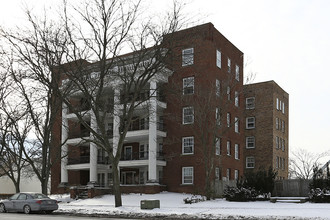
[0,213,137,220]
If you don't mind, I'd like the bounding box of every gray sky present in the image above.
[1,0,329,162]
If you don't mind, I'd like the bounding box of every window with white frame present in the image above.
[183,77,194,95]
[235,91,239,107]
[235,65,240,81]
[216,50,221,68]
[215,138,221,155]
[246,136,255,148]
[139,143,149,159]
[182,167,193,184]
[182,136,194,154]
[234,170,239,180]
[227,141,231,156]
[246,97,255,109]
[216,79,220,97]
[216,108,221,126]
[227,112,230,127]
[182,48,194,66]
[235,117,239,133]
[246,157,255,168]
[246,117,255,129]
[282,102,285,114]
[227,86,230,100]
[183,107,194,124]
[215,167,220,180]
[235,144,239,159]
[276,98,279,110]
[226,168,231,180]
[227,58,231,73]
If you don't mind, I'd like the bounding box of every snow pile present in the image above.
[51,192,330,219]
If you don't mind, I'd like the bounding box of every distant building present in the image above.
[244,81,289,179]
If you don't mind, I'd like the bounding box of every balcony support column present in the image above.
[148,80,158,184]
[60,102,68,186]
[89,112,98,185]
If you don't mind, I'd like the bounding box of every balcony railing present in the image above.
[120,151,165,161]
[68,130,90,139]
[67,156,110,165]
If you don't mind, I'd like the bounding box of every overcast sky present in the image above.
[1,0,329,162]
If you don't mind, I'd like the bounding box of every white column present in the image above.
[112,89,121,157]
[148,81,158,183]
[89,112,98,184]
[60,102,68,185]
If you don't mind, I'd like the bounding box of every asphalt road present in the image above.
[0,213,137,220]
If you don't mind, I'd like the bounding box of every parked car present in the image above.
[0,192,58,214]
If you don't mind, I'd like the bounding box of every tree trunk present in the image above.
[41,179,48,195]
[14,182,20,193]
[112,163,122,207]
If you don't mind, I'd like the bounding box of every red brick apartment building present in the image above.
[51,23,288,195]
[244,81,289,179]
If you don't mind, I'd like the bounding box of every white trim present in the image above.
[182,166,193,184]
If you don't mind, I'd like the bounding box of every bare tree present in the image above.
[2,0,185,206]
[289,148,330,179]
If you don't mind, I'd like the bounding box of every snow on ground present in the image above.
[50,192,330,219]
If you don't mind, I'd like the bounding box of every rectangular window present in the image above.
[216,108,220,126]
[182,48,194,66]
[227,58,231,73]
[183,107,194,124]
[227,141,231,156]
[276,156,279,169]
[215,167,220,180]
[182,136,194,154]
[216,50,221,68]
[234,170,239,180]
[235,117,239,133]
[246,157,255,168]
[282,139,285,151]
[182,167,193,184]
[183,77,194,95]
[139,143,149,159]
[235,65,240,81]
[226,168,231,180]
[235,91,239,107]
[227,86,230,100]
[246,136,255,148]
[276,98,279,110]
[276,136,279,149]
[282,121,285,132]
[235,144,239,159]
[279,100,282,110]
[215,138,221,155]
[246,97,255,109]
[216,79,220,97]
[276,118,279,130]
[227,112,230,127]
[246,117,255,129]
[282,102,285,114]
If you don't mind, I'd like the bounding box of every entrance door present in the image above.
[121,171,135,185]
[124,146,132,160]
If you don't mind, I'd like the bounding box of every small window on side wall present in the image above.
[182,48,194,66]
[183,77,194,95]
[216,50,221,68]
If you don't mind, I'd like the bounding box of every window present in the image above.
[182,136,194,154]
[235,144,239,159]
[183,77,194,95]
[227,86,230,100]
[246,117,255,129]
[276,98,279,110]
[182,48,194,66]
[227,58,231,73]
[226,168,231,180]
[282,102,285,114]
[182,167,193,184]
[234,170,239,180]
[246,136,255,148]
[216,79,220,97]
[227,112,230,127]
[215,138,221,155]
[276,136,279,149]
[276,118,279,130]
[276,156,279,169]
[183,107,194,124]
[215,167,220,180]
[246,157,255,168]
[235,65,240,81]
[216,50,221,68]
[282,139,285,151]
[235,91,239,107]
[279,100,282,110]
[227,141,231,156]
[246,97,255,109]
[139,143,149,159]
[235,117,239,133]
[282,121,285,132]
[216,108,220,126]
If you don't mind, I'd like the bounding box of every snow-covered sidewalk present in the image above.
[51,192,330,219]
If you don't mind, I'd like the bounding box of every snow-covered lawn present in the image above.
[51,192,330,219]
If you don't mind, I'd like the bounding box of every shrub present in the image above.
[183,195,206,204]
[223,186,258,202]
[309,188,330,203]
